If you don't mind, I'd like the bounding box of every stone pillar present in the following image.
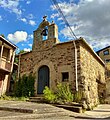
[0,42,4,58]
[48,23,58,39]
[10,50,15,72]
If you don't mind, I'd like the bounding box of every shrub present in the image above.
[14,73,35,97]
[43,86,56,103]
[56,83,73,103]
[27,73,35,97]
[43,83,73,104]
[14,77,22,97]
[73,91,83,102]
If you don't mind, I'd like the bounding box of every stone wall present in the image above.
[98,47,110,62]
[0,73,10,96]
[20,51,33,76]
[33,40,80,94]
[19,38,106,109]
[79,40,105,109]
[105,63,110,103]
[20,39,81,95]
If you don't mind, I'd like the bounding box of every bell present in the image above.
[41,28,48,36]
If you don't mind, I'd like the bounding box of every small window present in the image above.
[2,47,10,60]
[62,72,69,82]
[106,70,110,77]
[105,59,110,63]
[103,50,109,55]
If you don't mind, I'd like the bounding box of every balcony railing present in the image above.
[0,58,12,73]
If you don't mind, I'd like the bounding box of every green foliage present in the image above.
[43,86,56,103]
[0,95,29,101]
[73,91,83,102]
[14,77,22,97]
[18,50,25,54]
[12,69,18,82]
[14,57,19,64]
[56,83,73,103]
[0,34,5,38]
[14,73,35,97]
[43,83,73,104]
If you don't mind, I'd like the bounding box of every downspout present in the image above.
[11,50,15,72]
[0,42,4,96]
[73,41,78,91]
[18,54,21,79]
[0,42,4,63]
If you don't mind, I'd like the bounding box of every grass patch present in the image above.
[0,95,29,101]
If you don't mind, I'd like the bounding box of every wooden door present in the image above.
[37,66,49,94]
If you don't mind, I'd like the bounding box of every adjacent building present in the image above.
[18,17,106,109]
[97,46,110,103]
[0,36,17,96]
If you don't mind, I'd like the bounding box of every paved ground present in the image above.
[0,100,110,119]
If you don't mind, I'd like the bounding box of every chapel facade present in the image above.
[19,17,106,109]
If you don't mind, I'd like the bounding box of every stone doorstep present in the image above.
[56,105,82,113]
[28,96,46,103]
[0,111,68,119]
[0,105,66,114]
[0,106,35,113]
[70,102,83,107]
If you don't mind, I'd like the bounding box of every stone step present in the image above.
[0,101,67,114]
[68,102,83,107]
[0,111,68,119]
[28,97,84,113]
[56,104,83,113]
[28,96,45,103]
[0,106,34,113]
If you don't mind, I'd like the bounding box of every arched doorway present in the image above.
[37,65,49,94]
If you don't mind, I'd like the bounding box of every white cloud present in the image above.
[20,15,36,26]
[0,0,22,15]
[0,15,2,21]
[51,0,110,50]
[26,1,31,5]
[21,44,24,46]
[29,20,36,26]
[24,48,31,52]
[20,18,27,23]
[28,44,32,47]
[51,13,59,19]
[7,31,28,44]
[28,34,33,39]
[27,14,34,19]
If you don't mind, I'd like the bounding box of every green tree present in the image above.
[18,50,25,54]
[0,34,5,38]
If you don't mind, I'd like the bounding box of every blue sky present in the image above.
[0,0,110,52]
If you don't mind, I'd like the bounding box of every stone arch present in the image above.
[38,21,50,29]
[33,60,55,95]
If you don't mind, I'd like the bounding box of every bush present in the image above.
[14,77,22,97]
[73,91,83,102]
[43,86,56,103]
[14,73,35,97]
[43,83,73,104]
[56,83,73,103]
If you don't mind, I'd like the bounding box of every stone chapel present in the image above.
[18,16,106,109]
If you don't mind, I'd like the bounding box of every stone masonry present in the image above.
[18,17,105,109]
[96,46,110,103]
